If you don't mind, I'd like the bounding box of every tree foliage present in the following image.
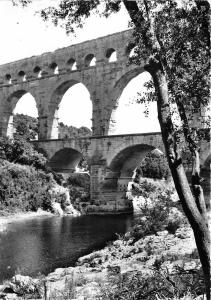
[132,1,210,142]
[59,122,91,139]
[0,160,54,213]
[140,151,170,180]
[13,114,38,140]
[0,137,47,170]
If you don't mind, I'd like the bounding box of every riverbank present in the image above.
[1,207,209,299]
[0,178,209,299]
[0,209,53,232]
[0,219,207,300]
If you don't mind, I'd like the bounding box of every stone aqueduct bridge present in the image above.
[32,132,165,211]
[0,30,209,212]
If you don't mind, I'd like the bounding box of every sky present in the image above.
[1,0,161,134]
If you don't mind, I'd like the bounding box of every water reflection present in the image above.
[0,214,133,282]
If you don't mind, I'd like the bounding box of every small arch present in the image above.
[104,144,156,191]
[129,48,135,58]
[5,74,12,84]
[84,54,96,67]
[48,148,83,173]
[33,66,42,78]
[125,43,136,58]
[106,48,117,62]
[110,144,155,175]
[67,58,77,71]
[18,70,26,82]
[50,62,59,74]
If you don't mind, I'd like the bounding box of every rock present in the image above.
[157,230,169,237]
[0,284,6,293]
[51,202,63,215]
[64,204,80,216]
[107,265,121,276]
[184,260,200,271]
[132,196,153,212]
[9,275,40,296]
[171,191,179,202]
[75,282,101,299]
[175,226,192,239]
[136,251,148,262]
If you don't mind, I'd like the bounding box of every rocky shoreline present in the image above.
[0,218,207,300]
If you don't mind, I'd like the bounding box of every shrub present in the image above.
[140,151,170,180]
[100,266,205,300]
[67,173,90,191]
[0,161,54,213]
[0,137,46,169]
[13,114,38,141]
[128,180,185,241]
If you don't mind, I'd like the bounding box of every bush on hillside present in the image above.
[67,173,90,191]
[0,161,54,213]
[128,180,185,241]
[58,123,91,139]
[13,114,38,141]
[0,137,46,169]
[140,151,170,180]
[100,266,205,300]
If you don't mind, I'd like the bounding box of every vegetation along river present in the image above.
[0,214,135,283]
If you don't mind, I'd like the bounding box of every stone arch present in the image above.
[48,147,83,173]
[49,62,59,74]
[106,67,146,135]
[48,79,92,139]
[84,54,96,67]
[18,70,26,82]
[5,74,12,84]
[67,58,77,71]
[3,89,39,138]
[104,143,158,191]
[33,66,42,78]
[106,48,117,62]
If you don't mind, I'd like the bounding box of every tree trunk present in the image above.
[146,60,210,299]
[122,1,210,297]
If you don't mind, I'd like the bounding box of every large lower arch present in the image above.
[48,148,83,173]
[104,144,160,191]
[107,68,160,135]
[2,89,38,138]
[48,80,92,139]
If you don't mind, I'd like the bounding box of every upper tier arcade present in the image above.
[0,30,134,86]
[0,29,147,139]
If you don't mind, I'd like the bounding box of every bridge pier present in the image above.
[89,163,132,213]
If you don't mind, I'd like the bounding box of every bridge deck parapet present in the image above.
[31,132,162,144]
[0,29,133,87]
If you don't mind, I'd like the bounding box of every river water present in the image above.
[0,214,134,283]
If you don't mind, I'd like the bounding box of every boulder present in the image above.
[9,275,41,296]
[52,202,63,215]
[64,204,80,216]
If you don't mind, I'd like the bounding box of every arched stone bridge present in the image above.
[0,30,209,212]
[32,132,166,211]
